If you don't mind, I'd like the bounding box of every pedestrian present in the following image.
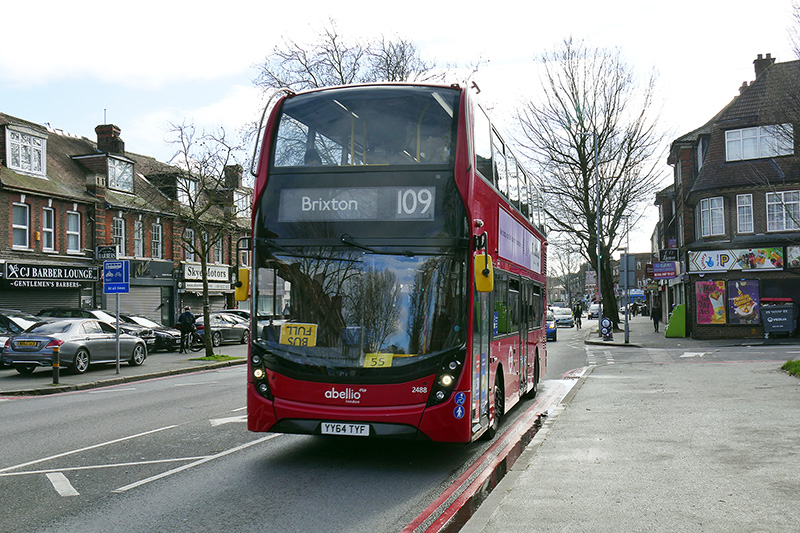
[651,305,662,332]
[177,306,196,352]
[573,304,582,329]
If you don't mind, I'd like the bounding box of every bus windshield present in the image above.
[254,248,466,369]
[272,85,460,167]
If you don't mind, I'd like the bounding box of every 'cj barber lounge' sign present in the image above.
[3,262,98,288]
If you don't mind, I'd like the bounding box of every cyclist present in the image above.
[573,304,582,330]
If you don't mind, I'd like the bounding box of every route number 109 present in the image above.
[396,188,434,219]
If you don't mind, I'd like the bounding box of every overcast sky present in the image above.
[1,0,797,253]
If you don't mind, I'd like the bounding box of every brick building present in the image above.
[656,54,800,338]
[0,113,250,324]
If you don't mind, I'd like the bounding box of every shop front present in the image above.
[101,259,177,327]
[0,261,98,313]
[687,247,795,339]
[178,263,233,316]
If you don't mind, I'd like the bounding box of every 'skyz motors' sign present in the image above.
[3,262,97,288]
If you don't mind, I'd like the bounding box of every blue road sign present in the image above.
[103,260,129,294]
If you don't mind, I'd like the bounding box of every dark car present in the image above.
[195,312,249,346]
[1,318,146,374]
[37,308,156,349]
[120,314,181,352]
[546,311,557,342]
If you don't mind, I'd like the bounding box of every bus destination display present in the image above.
[278,187,435,222]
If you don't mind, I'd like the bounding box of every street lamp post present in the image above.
[624,217,630,344]
[594,133,602,338]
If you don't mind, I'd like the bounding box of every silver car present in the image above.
[1,318,147,375]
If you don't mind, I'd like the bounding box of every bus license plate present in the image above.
[321,422,369,437]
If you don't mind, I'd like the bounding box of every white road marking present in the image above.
[680,352,706,358]
[0,425,177,474]
[209,415,247,427]
[114,434,280,493]
[46,472,79,496]
[174,381,219,387]
[0,457,211,477]
[89,388,136,394]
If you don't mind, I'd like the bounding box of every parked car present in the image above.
[37,308,156,349]
[0,309,40,363]
[195,312,250,346]
[221,309,251,321]
[1,318,146,374]
[587,304,601,320]
[552,307,574,328]
[120,314,181,352]
[546,311,557,341]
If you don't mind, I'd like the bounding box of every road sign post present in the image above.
[103,260,129,373]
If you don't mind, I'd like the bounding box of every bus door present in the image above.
[471,286,491,432]
[507,277,521,396]
[519,280,531,392]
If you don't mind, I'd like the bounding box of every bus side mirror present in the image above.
[234,268,250,301]
[474,253,494,293]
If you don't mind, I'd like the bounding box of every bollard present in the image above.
[601,317,614,341]
[52,346,60,385]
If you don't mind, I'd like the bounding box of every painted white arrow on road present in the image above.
[209,415,247,427]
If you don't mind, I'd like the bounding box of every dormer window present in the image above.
[7,127,46,177]
[725,124,793,161]
[234,190,251,217]
[178,176,198,205]
[108,157,133,192]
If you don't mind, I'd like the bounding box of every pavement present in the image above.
[463,315,800,532]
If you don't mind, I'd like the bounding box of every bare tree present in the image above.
[548,240,584,307]
[368,36,439,82]
[254,19,444,93]
[168,122,245,355]
[517,38,667,327]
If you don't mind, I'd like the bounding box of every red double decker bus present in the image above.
[240,83,547,442]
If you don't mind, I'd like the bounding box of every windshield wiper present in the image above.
[340,234,414,257]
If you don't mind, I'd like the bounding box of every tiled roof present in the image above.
[689,60,800,195]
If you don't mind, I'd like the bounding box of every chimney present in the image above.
[753,53,775,78]
[224,164,243,189]
[739,81,749,94]
[95,124,125,154]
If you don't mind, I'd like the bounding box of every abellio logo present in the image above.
[325,387,362,401]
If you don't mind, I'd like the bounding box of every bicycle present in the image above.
[188,330,205,352]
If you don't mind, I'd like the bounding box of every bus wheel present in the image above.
[485,376,505,440]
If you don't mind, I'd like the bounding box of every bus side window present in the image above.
[532,285,542,326]
[493,133,508,199]
[494,272,509,335]
[474,107,493,181]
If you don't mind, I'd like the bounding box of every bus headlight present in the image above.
[427,356,464,406]
[253,368,265,379]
